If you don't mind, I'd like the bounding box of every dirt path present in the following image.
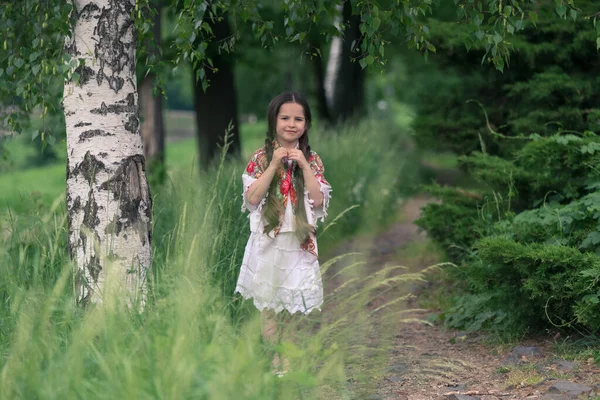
[325,196,600,400]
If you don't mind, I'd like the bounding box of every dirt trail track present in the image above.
[324,196,600,400]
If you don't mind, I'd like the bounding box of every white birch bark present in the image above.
[324,4,344,113]
[63,0,151,306]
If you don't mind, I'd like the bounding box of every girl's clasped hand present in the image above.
[271,148,309,170]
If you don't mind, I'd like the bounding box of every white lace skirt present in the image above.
[234,231,323,315]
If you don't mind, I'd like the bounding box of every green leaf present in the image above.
[47,134,56,147]
[13,58,25,69]
[597,38,600,51]
[372,17,381,30]
[196,67,205,81]
[570,9,577,22]
[31,130,40,141]
[583,295,599,305]
[359,58,367,69]
[29,52,41,62]
[366,55,374,65]
[555,4,567,19]
[493,33,502,45]
[529,11,538,26]
[32,64,41,76]
[495,56,504,72]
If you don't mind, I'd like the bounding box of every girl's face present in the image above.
[275,102,306,147]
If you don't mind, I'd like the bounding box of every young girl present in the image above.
[235,91,332,331]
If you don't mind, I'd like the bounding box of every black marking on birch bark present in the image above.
[95,0,134,93]
[79,129,114,143]
[71,196,82,214]
[67,224,76,260]
[79,230,87,253]
[124,115,139,133]
[99,155,151,240]
[65,111,75,117]
[79,3,100,20]
[71,151,107,184]
[109,76,125,92]
[90,100,135,115]
[74,65,95,86]
[87,255,101,281]
[75,121,92,128]
[99,152,108,158]
[83,190,100,230]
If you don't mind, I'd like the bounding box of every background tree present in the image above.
[139,1,166,184]
[192,12,241,169]
[324,1,365,122]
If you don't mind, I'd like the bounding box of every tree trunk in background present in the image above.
[193,17,240,170]
[324,1,365,123]
[63,0,152,306]
[309,43,332,125]
[139,6,165,184]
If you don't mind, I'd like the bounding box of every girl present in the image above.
[234,91,332,354]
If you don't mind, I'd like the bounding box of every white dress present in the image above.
[234,154,332,315]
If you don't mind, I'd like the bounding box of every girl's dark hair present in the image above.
[262,91,314,242]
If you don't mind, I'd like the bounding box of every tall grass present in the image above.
[0,119,423,399]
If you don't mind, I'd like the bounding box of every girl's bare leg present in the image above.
[261,310,284,372]
[261,310,278,344]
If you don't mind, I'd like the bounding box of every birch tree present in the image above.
[63,0,151,305]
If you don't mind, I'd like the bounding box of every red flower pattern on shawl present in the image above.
[243,143,329,257]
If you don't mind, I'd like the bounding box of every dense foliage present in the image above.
[408,1,600,156]
[414,1,600,335]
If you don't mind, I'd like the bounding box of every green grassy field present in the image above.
[0,109,428,399]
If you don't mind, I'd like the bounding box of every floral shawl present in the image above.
[244,141,330,257]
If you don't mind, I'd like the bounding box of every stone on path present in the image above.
[384,375,404,383]
[552,359,577,372]
[547,381,593,396]
[445,395,480,400]
[504,346,544,364]
[541,394,570,400]
[446,383,468,391]
[386,363,409,374]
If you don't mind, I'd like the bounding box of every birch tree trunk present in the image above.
[63,0,152,306]
[324,1,365,123]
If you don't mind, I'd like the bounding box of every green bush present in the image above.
[416,184,487,264]
[405,1,600,157]
[417,127,600,335]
